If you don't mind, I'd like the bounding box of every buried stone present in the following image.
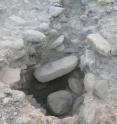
[68,77,83,96]
[34,55,78,83]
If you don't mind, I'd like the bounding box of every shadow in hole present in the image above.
[22,69,69,110]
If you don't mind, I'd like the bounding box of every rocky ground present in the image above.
[0,0,117,124]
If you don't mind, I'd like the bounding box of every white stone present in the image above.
[68,78,83,95]
[47,90,72,115]
[23,30,46,43]
[49,35,64,49]
[49,6,64,17]
[38,23,50,32]
[0,67,21,87]
[34,55,78,82]
[87,33,112,56]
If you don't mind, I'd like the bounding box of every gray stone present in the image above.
[49,35,64,49]
[93,80,108,99]
[47,90,72,115]
[34,55,78,82]
[84,73,96,93]
[80,49,95,73]
[23,30,46,43]
[87,33,112,56]
[72,96,84,114]
[37,22,50,32]
[68,78,83,95]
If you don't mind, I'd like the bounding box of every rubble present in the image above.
[0,0,117,123]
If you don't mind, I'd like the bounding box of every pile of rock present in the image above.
[33,54,84,116]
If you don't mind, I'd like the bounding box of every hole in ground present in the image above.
[19,68,70,116]
[16,67,84,118]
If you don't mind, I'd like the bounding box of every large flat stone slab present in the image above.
[34,55,78,83]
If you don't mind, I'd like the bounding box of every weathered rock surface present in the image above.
[80,49,95,73]
[47,90,73,115]
[0,87,65,124]
[87,33,112,56]
[79,94,117,124]
[0,67,21,88]
[68,78,83,95]
[34,55,78,82]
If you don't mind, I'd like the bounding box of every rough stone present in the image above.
[80,49,95,73]
[87,33,112,56]
[34,55,78,82]
[68,78,83,96]
[47,90,72,115]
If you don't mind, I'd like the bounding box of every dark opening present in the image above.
[20,68,69,115]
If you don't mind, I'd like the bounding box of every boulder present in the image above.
[47,90,72,115]
[68,78,83,95]
[34,55,78,83]
[87,33,112,56]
